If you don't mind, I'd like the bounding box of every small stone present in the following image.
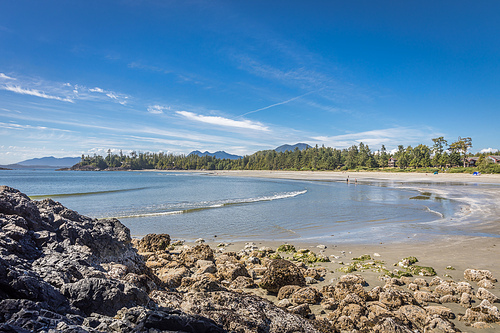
[305,277,318,284]
[317,244,327,249]
[373,253,381,257]
[195,238,205,243]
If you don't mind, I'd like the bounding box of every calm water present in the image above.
[0,169,466,243]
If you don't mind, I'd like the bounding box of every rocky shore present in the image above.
[1,186,500,332]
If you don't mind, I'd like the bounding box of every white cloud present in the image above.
[311,127,439,149]
[89,87,104,93]
[147,105,170,114]
[1,85,74,103]
[177,111,269,131]
[0,73,15,80]
[480,148,498,154]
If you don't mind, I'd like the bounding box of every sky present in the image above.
[1,0,499,164]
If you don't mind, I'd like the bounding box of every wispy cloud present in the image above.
[0,121,72,132]
[177,111,269,131]
[89,87,104,93]
[1,85,74,103]
[0,73,15,80]
[147,105,170,114]
[240,90,316,117]
[311,127,441,149]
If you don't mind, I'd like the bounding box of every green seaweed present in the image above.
[277,244,296,253]
[352,254,372,261]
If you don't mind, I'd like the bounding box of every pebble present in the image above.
[195,238,205,243]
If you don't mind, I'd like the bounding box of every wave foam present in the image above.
[116,189,307,219]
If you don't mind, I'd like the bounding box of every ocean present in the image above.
[0,169,476,244]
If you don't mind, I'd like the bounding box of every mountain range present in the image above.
[2,144,313,168]
[188,151,242,160]
[274,143,312,153]
[1,156,81,169]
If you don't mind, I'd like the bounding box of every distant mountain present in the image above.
[15,156,81,167]
[188,151,242,160]
[275,143,312,153]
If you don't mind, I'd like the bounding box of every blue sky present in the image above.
[1,0,499,164]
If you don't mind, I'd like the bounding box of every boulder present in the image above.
[460,299,500,324]
[151,290,320,332]
[290,287,321,305]
[464,269,496,282]
[476,287,499,303]
[137,233,171,252]
[259,259,306,293]
[61,277,150,316]
[180,244,214,267]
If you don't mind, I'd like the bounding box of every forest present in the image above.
[74,136,500,173]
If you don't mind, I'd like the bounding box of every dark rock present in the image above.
[259,259,306,293]
[143,309,226,333]
[61,277,150,316]
[151,290,320,333]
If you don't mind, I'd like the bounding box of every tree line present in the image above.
[75,136,500,173]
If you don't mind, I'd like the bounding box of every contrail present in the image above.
[239,90,316,117]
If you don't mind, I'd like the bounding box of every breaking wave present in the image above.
[116,190,307,219]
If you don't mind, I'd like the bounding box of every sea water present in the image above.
[0,169,485,243]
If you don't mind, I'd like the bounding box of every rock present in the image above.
[425,305,456,319]
[277,298,292,308]
[180,244,214,267]
[195,238,205,243]
[408,283,419,291]
[424,315,459,332]
[278,285,302,300]
[151,290,320,332]
[460,292,472,307]
[216,255,249,281]
[456,281,472,294]
[290,287,321,305]
[476,287,499,303]
[305,277,318,284]
[413,278,429,287]
[460,299,500,324]
[158,266,191,288]
[379,288,416,309]
[397,304,427,330]
[137,233,171,252]
[434,282,456,296]
[259,259,306,293]
[323,280,368,301]
[340,273,368,286]
[478,278,495,289]
[316,244,327,249]
[287,304,312,318]
[464,268,496,282]
[439,295,459,304]
[229,276,256,289]
[413,291,441,305]
[142,308,225,333]
[61,277,149,316]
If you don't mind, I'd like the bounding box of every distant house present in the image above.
[388,157,397,168]
[487,155,500,164]
[466,157,480,167]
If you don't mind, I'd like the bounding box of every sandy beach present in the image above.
[160,170,500,331]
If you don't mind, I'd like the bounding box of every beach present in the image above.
[2,170,500,331]
[171,170,500,331]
